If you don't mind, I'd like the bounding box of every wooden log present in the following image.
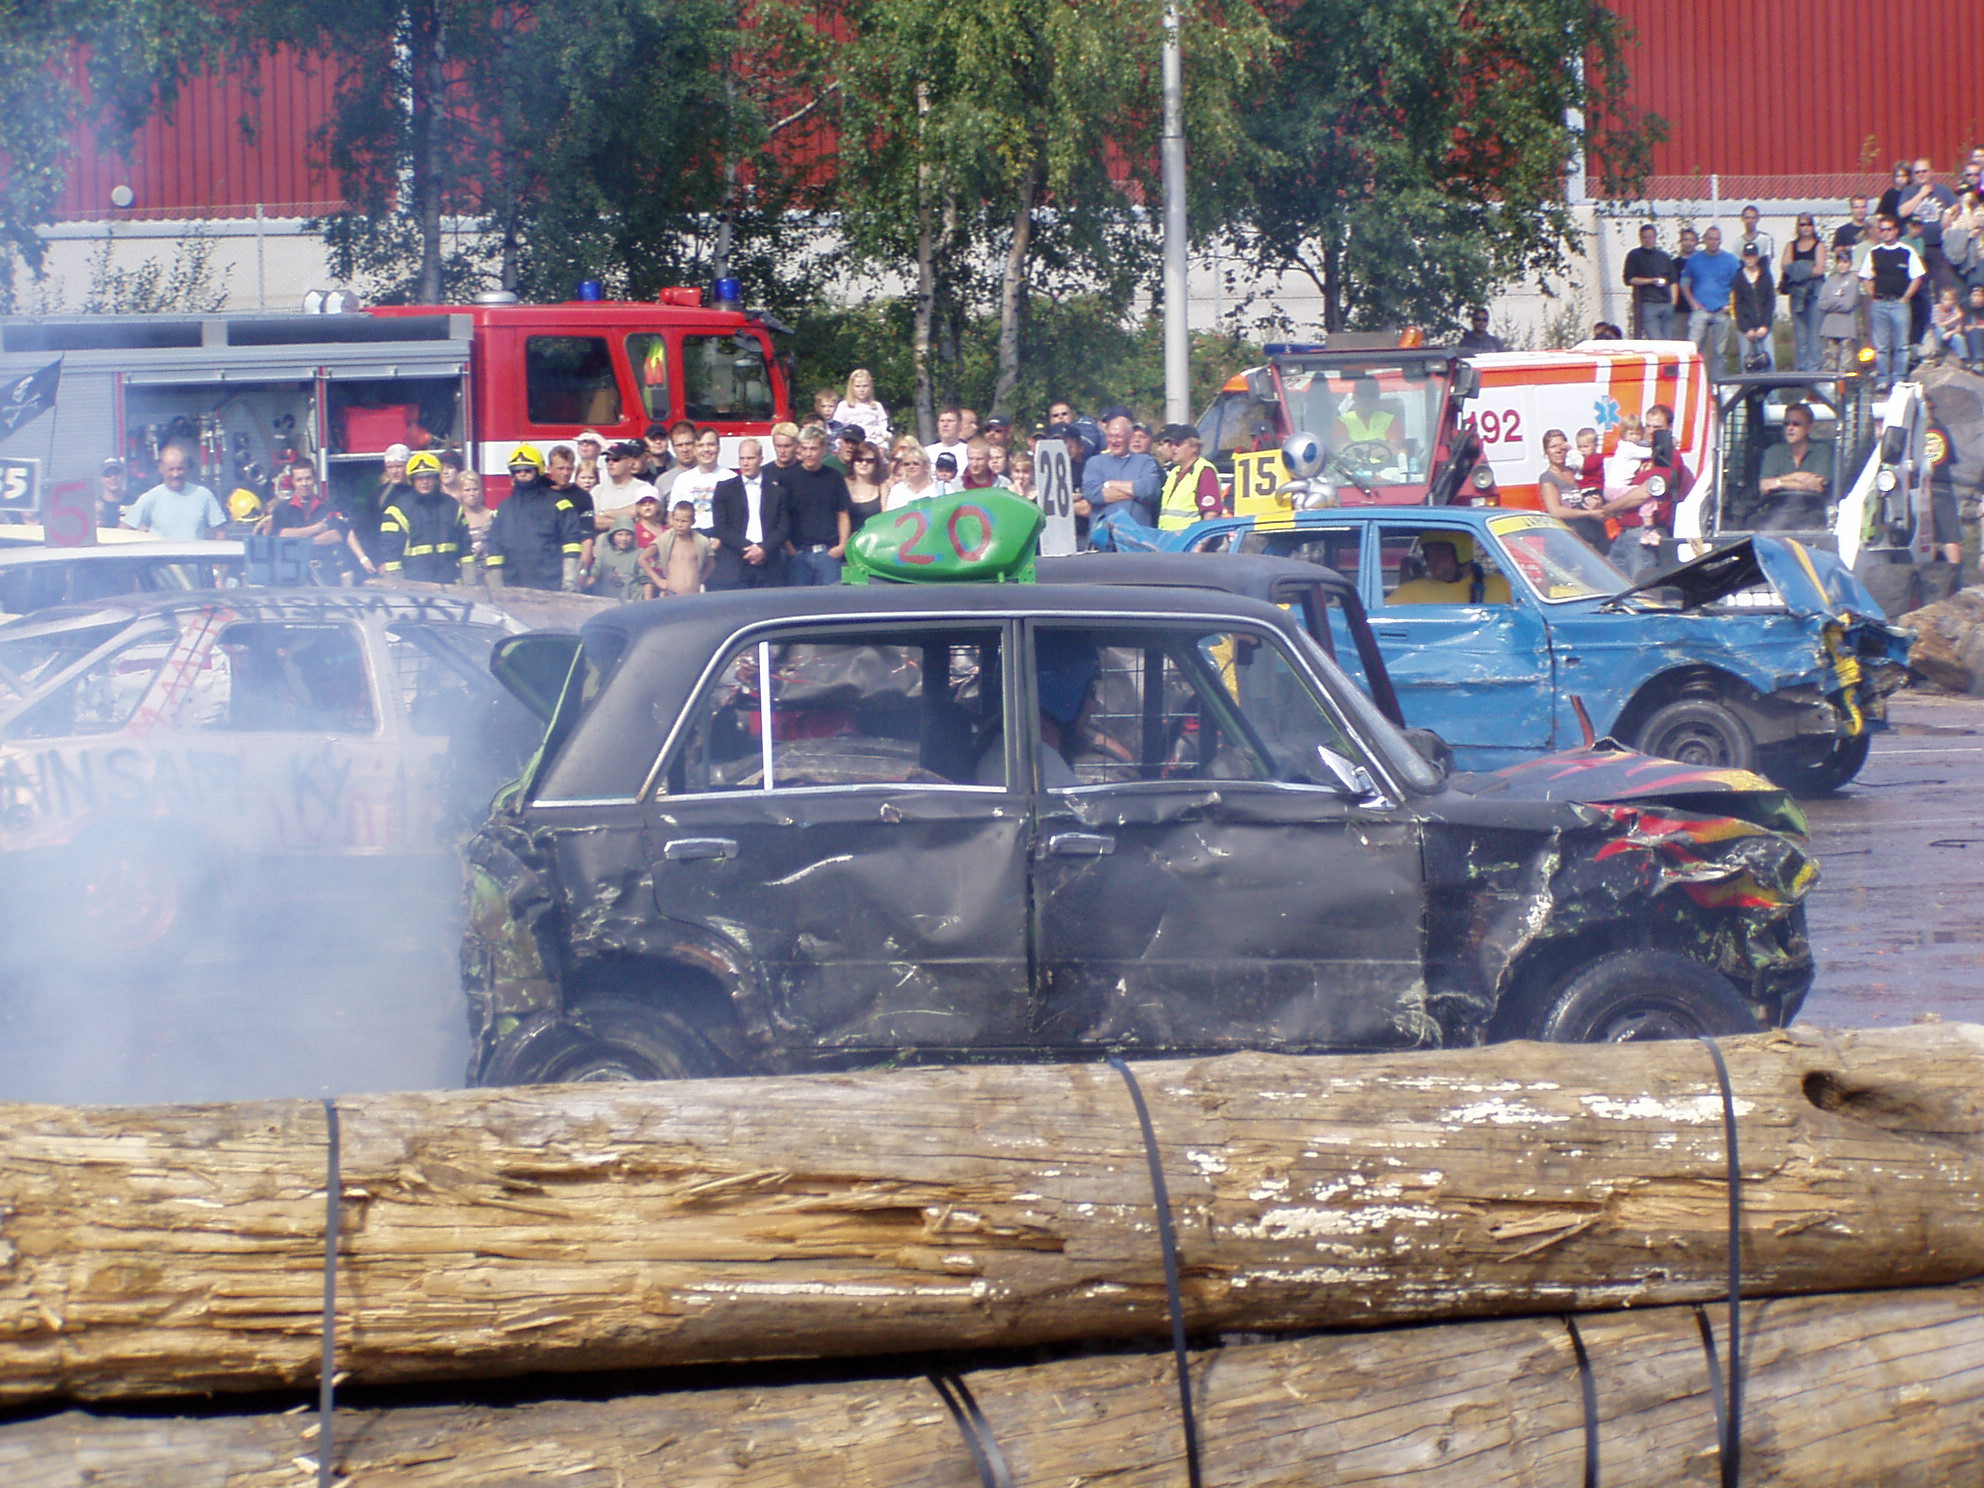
[2,1023,1983,1405]
[5,1284,1982,1486]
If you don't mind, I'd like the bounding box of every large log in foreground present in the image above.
[6,1285,1982,1487]
[3,1024,1984,1405]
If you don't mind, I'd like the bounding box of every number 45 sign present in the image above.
[0,455,38,514]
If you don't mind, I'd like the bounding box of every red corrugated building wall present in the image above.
[1605,0,1984,196]
[50,3,1984,222]
[54,50,343,221]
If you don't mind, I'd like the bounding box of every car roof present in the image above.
[582,578,1302,654]
[0,586,516,637]
[1039,551,1358,603]
[0,541,246,568]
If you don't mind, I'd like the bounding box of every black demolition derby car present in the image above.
[460,491,1817,1085]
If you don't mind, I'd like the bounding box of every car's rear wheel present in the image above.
[477,998,731,1085]
[1763,731,1872,795]
[1634,697,1756,772]
[47,827,212,968]
[1505,950,1762,1044]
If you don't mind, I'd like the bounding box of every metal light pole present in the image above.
[1161,0,1190,425]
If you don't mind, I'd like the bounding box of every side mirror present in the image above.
[490,632,583,722]
[1399,727,1453,780]
[1879,425,1907,463]
[1451,363,1480,399]
[1245,368,1277,404]
[1315,745,1384,801]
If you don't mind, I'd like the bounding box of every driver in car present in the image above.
[1329,379,1407,471]
[1756,404,1832,507]
[1388,533,1513,606]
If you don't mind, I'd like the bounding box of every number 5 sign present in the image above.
[1033,437,1076,556]
[44,478,97,546]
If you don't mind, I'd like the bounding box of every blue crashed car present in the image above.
[1149,508,1912,793]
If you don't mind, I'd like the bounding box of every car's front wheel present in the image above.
[1504,950,1763,1043]
[1762,731,1872,795]
[1634,697,1756,773]
[477,998,732,1085]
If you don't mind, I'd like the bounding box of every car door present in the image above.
[1026,617,1430,1055]
[1365,521,1557,765]
[645,619,1031,1056]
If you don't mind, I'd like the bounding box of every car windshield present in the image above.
[0,619,138,705]
[1485,513,1631,602]
[1277,360,1449,486]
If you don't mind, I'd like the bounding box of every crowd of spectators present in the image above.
[1623,150,1984,388]
[112,369,1222,597]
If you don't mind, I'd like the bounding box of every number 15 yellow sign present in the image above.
[1230,447,1288,518]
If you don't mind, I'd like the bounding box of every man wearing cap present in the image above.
[123,445,226,541]
[485,445,590,591]
[1155,425,1222,531]
[1680,226,1741,371]
[1732,239,1778,370]
[97,458,129,528]
[982,415,1013,450]
[709,438,788,590]
[379,451,472,583]
[1387,533,1512,605]
[593,439,658,530]
[1080,412,1164,544]
[638,423,672,482]
[573,430,606,476]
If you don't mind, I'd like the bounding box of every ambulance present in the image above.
[1456,340,1713,511]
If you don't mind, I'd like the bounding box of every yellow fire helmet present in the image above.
[406,450,443,477]
[506,443,546,472]
[227,486,264,521]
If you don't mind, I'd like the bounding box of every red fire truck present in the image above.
[0,290,791,533]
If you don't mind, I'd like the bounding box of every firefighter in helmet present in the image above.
[484,444,590,591]
[379,450,473,583]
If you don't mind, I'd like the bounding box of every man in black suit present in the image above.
[708,437,789,589]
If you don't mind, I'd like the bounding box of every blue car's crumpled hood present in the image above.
[1617,535,1887,622]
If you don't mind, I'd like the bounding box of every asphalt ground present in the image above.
[1797,688,1984,1029]
[1,691,1977,1107]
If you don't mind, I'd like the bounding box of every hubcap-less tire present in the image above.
[1505,950,1763,1044]
[1763,731,1872,796]
[476,997,730,1086]
[1635,697,1757,773]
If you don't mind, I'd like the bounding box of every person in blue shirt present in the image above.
[122,446,225,541]
[1080,412,1163,546]
[1680,225,1741,372]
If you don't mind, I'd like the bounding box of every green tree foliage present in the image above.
[1227,0,1660,336]
[239,0,787,307]
[0,0,220,310]
[771,0,1274,434]
[793,295,1260,429]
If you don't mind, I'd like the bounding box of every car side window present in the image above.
[1030,624,1370,789]
[626,333,671,424]
[194,623,377,734]
[1379,524,1511,606]
[1241,526,1363,585]
[3,634,176,739]
[668,627,1005,793]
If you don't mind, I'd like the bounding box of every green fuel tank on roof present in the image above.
[843,489,1044,584]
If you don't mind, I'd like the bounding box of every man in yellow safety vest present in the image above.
[1155,423,1223,531]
